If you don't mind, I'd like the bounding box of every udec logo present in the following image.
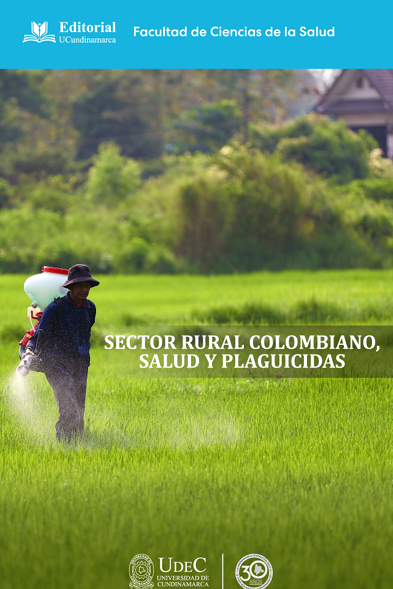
[129,554,154,589]
[158,557,207,573]
[235,554,273,589]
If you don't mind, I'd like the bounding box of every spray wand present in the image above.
[16,330,43,377]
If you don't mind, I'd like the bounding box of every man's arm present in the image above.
[26,302,59,354]
[88,301,96,327]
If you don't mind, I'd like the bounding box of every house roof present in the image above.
[363,70,393,109]
[319,98,389,115]
[315,69,393,115]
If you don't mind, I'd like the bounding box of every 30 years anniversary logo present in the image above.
[235,554,273,589]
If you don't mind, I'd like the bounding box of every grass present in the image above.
[1,270,393,589]
[3,268,393,327]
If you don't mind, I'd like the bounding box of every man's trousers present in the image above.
[43,356,90,442]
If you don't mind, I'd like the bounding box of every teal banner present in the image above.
[1,0,390,68]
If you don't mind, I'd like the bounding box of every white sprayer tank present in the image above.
[24,266,69,310]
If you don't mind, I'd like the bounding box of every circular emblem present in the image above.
[235,553,273,589]
[129,554,154,589]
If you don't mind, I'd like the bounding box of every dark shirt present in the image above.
[27,292,96,359]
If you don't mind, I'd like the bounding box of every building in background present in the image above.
[315,69,393,158]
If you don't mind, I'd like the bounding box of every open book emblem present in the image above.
[23,22,56,43]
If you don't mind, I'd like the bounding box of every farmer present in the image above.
[25,264,99,442]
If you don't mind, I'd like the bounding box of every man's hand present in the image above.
[23,350,38,360]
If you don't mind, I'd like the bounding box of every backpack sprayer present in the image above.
[16,267,69,376]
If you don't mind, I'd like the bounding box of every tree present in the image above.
[0,70,48,150]
[173,100,242,152]
[72,76,161,160]
[85,142,140,206]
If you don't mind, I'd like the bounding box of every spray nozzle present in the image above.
[16,353,36,377]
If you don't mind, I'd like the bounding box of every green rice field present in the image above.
[1,270,393,589]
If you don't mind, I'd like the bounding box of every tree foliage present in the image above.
[176,145,393,272]
[85,143,141,206]
[249,114,377,183]
[173,100,242,153]
[1,70,392,274]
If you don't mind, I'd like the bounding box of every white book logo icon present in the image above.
[23,21,56,43]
